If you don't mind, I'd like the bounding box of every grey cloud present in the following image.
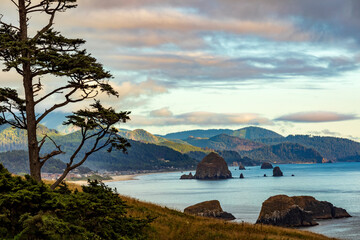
[276,112,358,123]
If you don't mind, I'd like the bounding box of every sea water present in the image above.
[107,162,360,240]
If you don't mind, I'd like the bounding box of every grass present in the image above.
[57,181,337,240]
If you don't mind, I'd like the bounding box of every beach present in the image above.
[67,174,138,186]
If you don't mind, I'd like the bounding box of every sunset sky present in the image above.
[0,0,359,140]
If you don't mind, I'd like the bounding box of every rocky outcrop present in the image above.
[256,195,351,227]
[239,163,246,170]
[180,172,194,179]
[273,166,283,177]
[194,152,232,179]
[184,200,235,220]
[240,173,244,179]
[261,162,273,169]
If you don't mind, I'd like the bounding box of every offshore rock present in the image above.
[180,172,194,179]
[240,173,244,179]
[261,162,273,169]
[239,163,246,170]
[194,152,232,180]
[184,200,235,220]
[273,166,283,177]
[256,195,351,227]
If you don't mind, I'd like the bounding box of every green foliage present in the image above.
[185,134,264,152]
[0,164,151,239]
[158,140,209,154]
[118,129,167,144]
[258,135,360,161]
[0,150,91,174]
[241,143,324,164]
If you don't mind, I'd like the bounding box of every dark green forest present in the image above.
[0,164,151,239]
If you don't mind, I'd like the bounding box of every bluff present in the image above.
[184,200,235,220]
[257,195,351,227]
[194,152,232,179]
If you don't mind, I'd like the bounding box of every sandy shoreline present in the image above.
[67,170,188,186]
[67,174,139,186]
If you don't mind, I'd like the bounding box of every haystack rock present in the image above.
[194,152,232,179]
[239,163,246,170]
[273,166,283,177]
[256,195,351,227]
[184,200,235,220]
[261,162,273,169]
[180,172,194,179]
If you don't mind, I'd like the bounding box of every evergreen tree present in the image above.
[0,0,130,189]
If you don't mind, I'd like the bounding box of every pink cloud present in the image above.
[276,111,358,123]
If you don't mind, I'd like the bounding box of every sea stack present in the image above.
[180,172,194,179]
[273,166,283,177]
[194,152,232,180]
[261,162,273,169]
[239,163,246,170]
[256,195,351,227]
[184,200,235,220]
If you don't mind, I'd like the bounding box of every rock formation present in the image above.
[239,163,246,170]
[184,200,235,220]
[256,195,351,227]
[180,172,194,179]
[261,162,273,169]
[194,152,232,179]
[273,166,283,177]
[240,173,244,179]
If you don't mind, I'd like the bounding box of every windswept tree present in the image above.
[0,0,130,189]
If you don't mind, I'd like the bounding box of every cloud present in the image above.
[276,111,358,123]
[130,111,273,126]
[149,107,173,117]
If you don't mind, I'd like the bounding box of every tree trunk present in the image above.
[19,0,42,182]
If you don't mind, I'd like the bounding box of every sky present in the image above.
[0,0,359,140]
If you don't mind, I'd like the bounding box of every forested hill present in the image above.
[81,139,198,171]
[0,150,91,174]
[0,124,61,152]
[240,143,324,164]
[258,135,360,161]
[162,126,283,140]
[184,134,264,152]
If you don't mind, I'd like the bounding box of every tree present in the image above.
[0,0,130,189]
[0,164,151,239]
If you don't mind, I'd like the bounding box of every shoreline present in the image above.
[68,169,193,186]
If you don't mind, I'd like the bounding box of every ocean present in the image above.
[107,162,360,240]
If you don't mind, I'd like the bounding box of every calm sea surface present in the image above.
[107,162,360,240]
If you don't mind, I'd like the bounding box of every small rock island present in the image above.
[184,200,235,220]
[256,195,351,227]
[180,152,232,180]
[272,166,283,176]
[261,162,273,169]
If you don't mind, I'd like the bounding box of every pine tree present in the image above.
[0,0,130,189]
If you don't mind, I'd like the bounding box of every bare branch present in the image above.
[39,134,64,166]
[34,84,74,105]
[0,14,20,31]
[10,0,19,8]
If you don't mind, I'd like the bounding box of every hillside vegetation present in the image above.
[259,135,360,161]
[0,150,90,174]
[241,143,324,164]
[185,134,264,152]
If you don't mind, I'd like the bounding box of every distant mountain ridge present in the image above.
[1,124,360,173]
[162,127,283,140]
